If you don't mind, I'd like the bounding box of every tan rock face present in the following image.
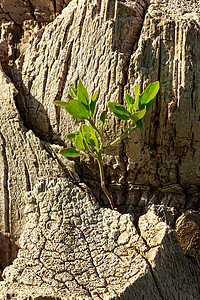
[5,0,199,214]
[0,63,78,268]
[0,0,71,24]
[0,191,199,299]
[0,1,72,74]
[0,0,200,297]
[176,210,200,259]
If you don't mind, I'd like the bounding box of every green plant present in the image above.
[54,80,159,210]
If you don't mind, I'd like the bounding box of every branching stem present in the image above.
[104,124,137,151]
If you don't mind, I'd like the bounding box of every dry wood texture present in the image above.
[0,0,199,298]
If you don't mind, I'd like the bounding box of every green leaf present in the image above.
[66,100,89,119]
[82,124,93,135]
[133,84,140,111]
[75,131,82,136]
[83,132,92,141]
[75,135,85,151]
[146,99,154,112]
[91,90,99,102]
[67,133,75,142]
[140,81,159,105]
[82,124,99,148]
[108,102,130,120]
[54,100,67,108]
[90,134,99,149]
[115,105,130,116]
[90,90,99,115]
[125,94,134,107]
[130,107,146,122]
[88,135,99,148]
[82,124,92,143]
[135,84,140,98]
[77,79,89,105]
[100,111,106,127]
[60,148,80,157]
[83,138,91,153]
[88,138,96,148]
[69,86,78,99]
[136,119,144,130]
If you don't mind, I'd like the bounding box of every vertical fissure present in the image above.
[0,132,10,234]
[114,0,151,207]
[26,0,37,21]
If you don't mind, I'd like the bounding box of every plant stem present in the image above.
[104,123,137,151]
[96,154,117,210]
[89,119,103,143]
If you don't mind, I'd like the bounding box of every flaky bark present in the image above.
[0,0,199,298]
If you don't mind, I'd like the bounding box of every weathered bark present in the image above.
[0,0,71,24]
[0,0,200,298]
[4,0,199,213]
[0,63,79,269]
[0,184,199,299]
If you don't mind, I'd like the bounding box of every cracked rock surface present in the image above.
[0,0,200,298]
[6,0,200,214]
[10,0,149,209]
[0,64,79,269]
[0,183,199,299]
[0,0,71,24]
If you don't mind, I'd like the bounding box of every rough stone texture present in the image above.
[11,0,148,146]
[176,210,200,259]
[7,0,200,214]
[0,282,58,299]
[0,0,200,298]
[127,0,200,189]
[0,186,199,300]
[125,0,200,214]
[0,1,72,74]
[0,0,71,25]
[0,63,79,268]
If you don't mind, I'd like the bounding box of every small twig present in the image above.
[96,155,117,210]
[103,124,137,151]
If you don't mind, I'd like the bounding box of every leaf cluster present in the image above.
[54,80,159,157]
[54,79,159,210]
[108,82,159,130]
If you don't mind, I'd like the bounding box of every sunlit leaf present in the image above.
[83,138,91,153]
[75,131,82,137]
[89,133,99,148]
[108,102,130,120]
[115,105,130,116]
[84,132,92,143]
[60,148,80,157]
[91,90,99,102]
[66,100,89,119]
[54,100,66,108]
[125,94,134,107]
[67,133,75,142]
[77,79,89,105]
[75,135,85,151]
[82,124,92,134]
[90,90,99,115]
[130,107,146,122]
[82,124,99,148]
[132,84,140,111]
[82,124,92,142]
[69,86,78,99]
[140,81,159,105]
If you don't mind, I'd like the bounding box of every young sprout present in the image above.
[54,79,159,210]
